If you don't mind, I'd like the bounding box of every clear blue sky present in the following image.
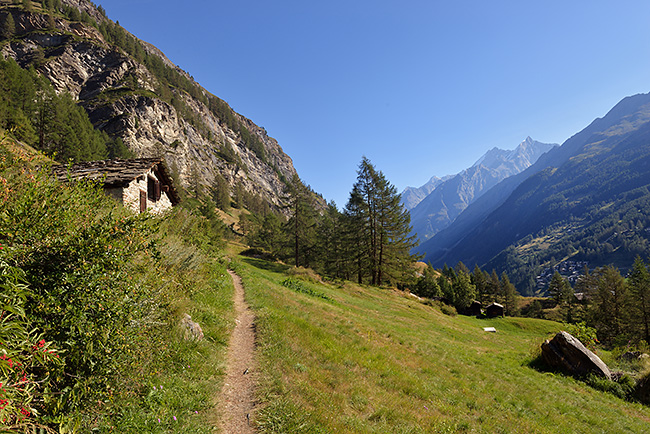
[97,0,650,208]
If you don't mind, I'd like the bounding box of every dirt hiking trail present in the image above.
[215,270,258,433]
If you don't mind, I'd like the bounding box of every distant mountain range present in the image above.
[403,137,556,241]
[416,92,650,295]
[401,176,449,210]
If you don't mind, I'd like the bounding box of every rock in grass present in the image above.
[541,331,611,380]
[180,314,204,341]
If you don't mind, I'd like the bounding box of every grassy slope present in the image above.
[235,257,650,434]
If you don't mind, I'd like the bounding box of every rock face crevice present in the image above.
[1,2,298,209]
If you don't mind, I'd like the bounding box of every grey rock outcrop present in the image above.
[180,314,204,341]
[541,331,611,379]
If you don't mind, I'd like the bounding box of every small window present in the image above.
[148,177,161,201]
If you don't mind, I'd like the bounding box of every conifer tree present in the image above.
[415,264,441,299]
[548,271,571,305]
[585,266,629,345]
[344,157,418,286]
[488,270,500,303]
[2,13,15,40]
[438,272,455,305]
[500,272,518,316]
[452,266,476,311]
[628,256,650,343]
[315,202,347,279]
[251,213,284,257]
[211,172,231,211]
[283,174,317,268]
[471,265,488,305]
[342,187,368,283]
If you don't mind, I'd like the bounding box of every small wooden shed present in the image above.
[467,300,483,317]
[53,158,180,214]
[485,302,505,318]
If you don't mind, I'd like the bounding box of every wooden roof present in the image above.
[52,158,181,205]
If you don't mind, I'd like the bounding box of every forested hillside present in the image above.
[421,93,650,295]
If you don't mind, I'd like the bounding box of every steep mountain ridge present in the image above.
[472,137,554,173]
[408,137,555,241]
[0,0,298,209]
[420,92,650,294]
[400,175,447,210]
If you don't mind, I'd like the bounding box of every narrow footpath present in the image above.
[216,270,258,433]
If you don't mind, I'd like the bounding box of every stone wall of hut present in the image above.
[122,170,173,215]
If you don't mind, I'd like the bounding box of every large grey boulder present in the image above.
[541,331,611,380]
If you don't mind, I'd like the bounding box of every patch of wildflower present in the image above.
[0,262,63,429]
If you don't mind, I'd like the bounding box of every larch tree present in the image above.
[211,172,231,211]
[628,256,650,343]
[548,271,571,305]
[488,270,500,303]
[315,202,347,280]
[2,13,15,40]
[586,266,629,345]
[500,272,518,316]
[283,174,317,268]
[452,266,476,311]
[471,265,488,305]
[344,157,419,286]
[415,264,441,299]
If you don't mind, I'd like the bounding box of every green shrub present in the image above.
[0,261,63,432]
[0,149,171,428]
[563,322,599,350]
[585,373,635,400]
[440,303,457,317]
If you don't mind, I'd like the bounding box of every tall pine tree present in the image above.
[283,174,317,268]
[344,157,419,286]
[629,256,650,343]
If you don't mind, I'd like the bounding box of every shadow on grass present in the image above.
[240,256,290,274]
[527,354,555,374]
[526,354,640,402]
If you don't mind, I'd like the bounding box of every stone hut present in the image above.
[485,302,505,318]
[53,158,180,214]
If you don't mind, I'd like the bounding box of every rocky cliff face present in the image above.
[0,1,297,209]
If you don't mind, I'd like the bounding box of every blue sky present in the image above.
[97,0,650,208]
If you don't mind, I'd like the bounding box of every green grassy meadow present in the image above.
[234,257,650,434]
